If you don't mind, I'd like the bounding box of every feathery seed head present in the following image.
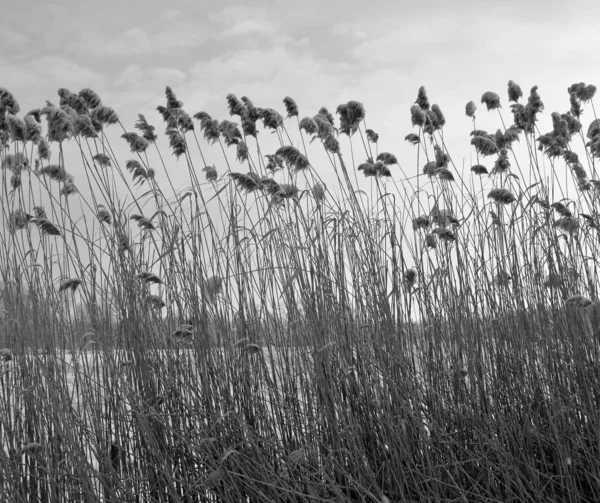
[40,164,70,182]
[412,215,430,230]
[299,116,318,135]
[471,164,488,175]
[203,165,218,182]
[416,86,430,110]
[58,278,82,294]
[376,152,398,165]
[147,295,166,309]
[551,201,573,217]
[436,168,454,181]
[561,113,581,136]
[431,104,445,128]
[202,118,220,144]
[337,100,365,135]
[587,118,600,140]
[229,172,261,193]
[10,172,21,190]
[74,114,98,138]
[565,295,594,309]
[265,154,284,173]
[430,206,457,228]
[34,218,61,236]
[507,80,523,102]
[366,129,379,143]
[543,273,562,289]
[241,112,258,137]
[1,152,28,172]
[137,271,162,285]
[313,114,335,139]
[571,163,587,179]
[405,133,420,145]
[403,268,417,288]
[275,145,310,172]
[358,161,378,177]
[90,106,119,126]
[433,227,457,242]
[283,96,299,118]
[277,183,299,199]
[481,91,501,111]
[24,115,42,143]
[488,187,516,204]
[134,114,157,143]
[79,88,102,109]
[121,132,149,153]
[423,109,440,135]
[6,115,26,142]
[60,178,77,197]
[260,108,284,130]
[551,112,569,139]
[471,135,499,156]
[527,86,544,114]
[0,88,20,114]
[236,141,249,162]
[563,151,580,165]
[178,111,194,132]
[25,109,42,123]
[434,145,448,167]
[317,107,335,126]
[423,161,438,177]
[311,183,326,201]
[9,209,30,231]
[410,104,426,127]
[130,214,155,231]
[204,275,223,301]
[323,134,340,153]
[465,101,476,118]
[495,270,512,287]
[491,148,510,174]
[568,92,582,119]
[97,205,111,224]
[165,86,183,109]
[241,96,260,121]
[93,153,111,167]
[574,84,597,103]
[226,94,245,117]
[554,217,579,234]
[33,206,46,219]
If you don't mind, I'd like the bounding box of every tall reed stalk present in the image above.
[0,82,599,502]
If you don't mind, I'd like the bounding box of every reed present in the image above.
[0,81,599,502]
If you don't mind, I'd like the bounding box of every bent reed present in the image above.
[0,82,599,502]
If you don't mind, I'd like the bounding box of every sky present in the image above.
[2,0,600,314]
[3,0,600,175]
[2,0,600,232]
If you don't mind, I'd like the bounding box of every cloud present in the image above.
[221,20,273,39]
[150,21,216,52]
[149,67,187,86]
[30,55,106,90]
[114,65,145,88]
[0,28,30,48]
[113,65,186,95]
[73,27,152,57]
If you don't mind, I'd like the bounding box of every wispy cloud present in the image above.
[0,28,30,49]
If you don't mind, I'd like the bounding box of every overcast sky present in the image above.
[2,0,600,197]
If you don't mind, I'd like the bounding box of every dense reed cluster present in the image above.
[1,80,600,502]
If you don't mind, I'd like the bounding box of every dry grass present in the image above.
[0,82,599,502]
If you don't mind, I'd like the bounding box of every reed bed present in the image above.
[0,81,599,502]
